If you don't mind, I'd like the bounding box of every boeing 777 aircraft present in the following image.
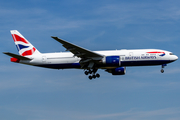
[4,30,178,79]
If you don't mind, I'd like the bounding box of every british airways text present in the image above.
[125,56,156,60]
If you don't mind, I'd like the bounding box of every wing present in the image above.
[51,37,103,59]
[51,37,104,69]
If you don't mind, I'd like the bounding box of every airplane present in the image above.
[3,30,178,80]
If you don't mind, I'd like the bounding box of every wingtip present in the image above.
[3,52,9,54]
[51,36,57,38]
[51,36,63,41]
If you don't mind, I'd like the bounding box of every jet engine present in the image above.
[106,67,126,75]
[102,56,120,66]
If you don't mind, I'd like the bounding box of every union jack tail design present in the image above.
[10,30,41,56]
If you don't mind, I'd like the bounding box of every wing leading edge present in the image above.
[51,36,104,60]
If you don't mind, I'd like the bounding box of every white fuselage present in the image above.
[19,49,178,69]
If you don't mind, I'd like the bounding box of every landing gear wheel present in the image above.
[85,71,89,75]
[161,69,164,73]
[92,74,96,79]
[86,69,100,80]
[96,73,100,78]
[89,75,92,80]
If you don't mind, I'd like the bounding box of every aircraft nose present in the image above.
[174,55,178,61]
[169,54,178,62]
[172,55,178,61]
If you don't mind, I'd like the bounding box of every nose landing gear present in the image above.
[161,64,167,73]
[161,69,164,73]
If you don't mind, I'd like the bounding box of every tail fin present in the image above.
[10,30,41,56]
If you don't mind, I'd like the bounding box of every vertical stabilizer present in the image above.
[10,30,41,56]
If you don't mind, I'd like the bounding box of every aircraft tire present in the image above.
[96,73,100,78]
[92,75,96,79]
[89,75,92,80]
[85,71,89,75]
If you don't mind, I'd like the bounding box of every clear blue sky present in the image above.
[1,0,180,120]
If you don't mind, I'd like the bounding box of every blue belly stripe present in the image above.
[34,60,173,69]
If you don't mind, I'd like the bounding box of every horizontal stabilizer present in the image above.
[3,52,32,60]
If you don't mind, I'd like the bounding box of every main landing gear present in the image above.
[84,69,100,80]
[161,64,167,73]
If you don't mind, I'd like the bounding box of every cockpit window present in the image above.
[169,53,173,55]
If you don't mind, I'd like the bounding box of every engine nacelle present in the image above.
[102,56,120,66]
[106,67,126,75]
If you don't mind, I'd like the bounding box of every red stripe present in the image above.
[12,34,28,44]
[147,51,165,54]
[21,47,36,56]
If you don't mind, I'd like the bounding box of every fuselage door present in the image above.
[42,56,46,63]
[129,52,133,56]
[157,53,161,60]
